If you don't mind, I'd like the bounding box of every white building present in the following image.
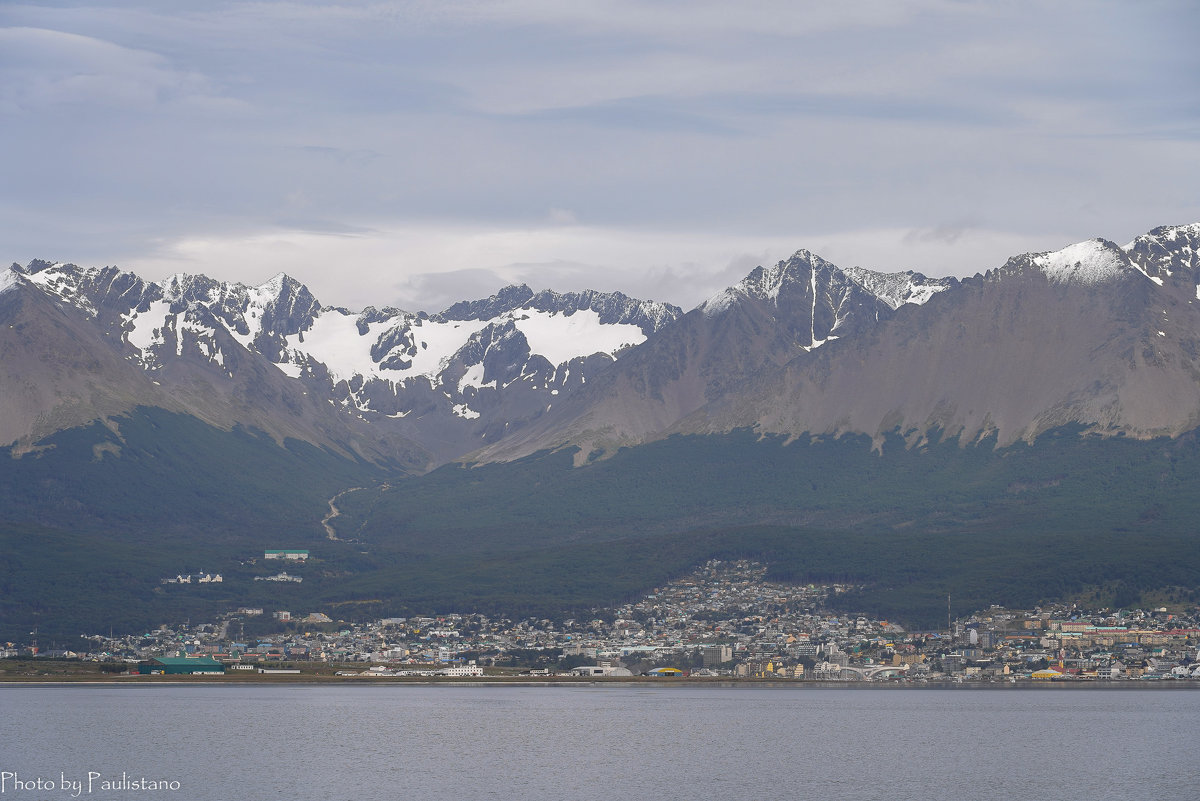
[439,664,484,677]
[264,550,309,560]
[568,666,633,677]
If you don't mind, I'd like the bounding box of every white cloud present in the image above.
[1,0,1197,304]
[119,220,1077,313]
[0,26,226,113]
[121,222,780,311]
[435,0,960,38]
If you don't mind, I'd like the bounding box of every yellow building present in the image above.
[1031,668,1063,680]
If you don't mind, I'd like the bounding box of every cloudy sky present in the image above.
[2,1,1198,312]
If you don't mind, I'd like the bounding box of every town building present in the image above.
[137,656,225,675]
[264,550,309,560]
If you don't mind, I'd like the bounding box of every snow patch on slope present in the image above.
[404,318,491,378]
[286,312,388,381]
[275,361,302,378]
[452,403,480,419]
[124,300,172,365]
[177,316,218,358]
[283,306,647,386]
[513,308,643,366]
[284,312,490,383]
[458,363,495,393]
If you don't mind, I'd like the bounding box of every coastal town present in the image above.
[6,561,1199,682]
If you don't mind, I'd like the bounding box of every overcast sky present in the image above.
[3,1,1198,312]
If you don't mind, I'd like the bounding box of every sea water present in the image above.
[1,685,1196,801]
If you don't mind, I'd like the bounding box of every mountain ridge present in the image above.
[468,223,1200,462]
[7,222,1200,469]
[2,260,684,465]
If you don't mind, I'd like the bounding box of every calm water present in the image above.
[1,685,1197,801]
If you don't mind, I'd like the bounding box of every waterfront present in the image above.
[2,685,1197,801]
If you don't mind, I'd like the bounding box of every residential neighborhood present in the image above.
[9,561,1200,682]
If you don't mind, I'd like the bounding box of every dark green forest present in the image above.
[3,408,1199,644]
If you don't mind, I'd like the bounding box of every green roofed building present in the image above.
[264,550,309,560]
[138,656,225,675]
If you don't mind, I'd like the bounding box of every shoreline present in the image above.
[3,675,1199,689]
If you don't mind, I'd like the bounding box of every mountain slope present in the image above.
[278,284,681,461]
[3,261,681,464]
[0,406,392,644]
[1,269,170,451]
[683,234,1200,445]
[468,225,1200,460]
[470,251,955,462]
[2,263,427,467]
[1124,222,1200,283]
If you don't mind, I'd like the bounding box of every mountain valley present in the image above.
[4,223,1200,642]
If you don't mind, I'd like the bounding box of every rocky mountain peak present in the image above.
[0,265,20,296]
[840,265,957,310]
[12,259,57,277]
[750,249,835,300]
[161,272,220,301]
[14,260,159,319]
[154,271,322,350]
[523,288,683,336]
[431,283,682,336]
[252,273,321,337]
[1124,223,1200,284]
[1031,239,1135,285]
[356,305,413,335]
[697,249,893,351]
[700,250,852,316]
[437,284,537,322]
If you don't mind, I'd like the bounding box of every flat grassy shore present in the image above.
[0,659,670,684]
[3,660,1199,688]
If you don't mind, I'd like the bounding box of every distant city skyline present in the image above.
[3,1,1197,312]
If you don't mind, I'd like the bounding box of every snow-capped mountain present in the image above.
[0,260,427,466]
[8,222,1200,469]
[2,260,681,463]
[1124,223,1200,286]
[676,226,1200,449]
[472,250,955,463]
[276,285,676,413]
[473,224,1200,462]
[699,250,893,350]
